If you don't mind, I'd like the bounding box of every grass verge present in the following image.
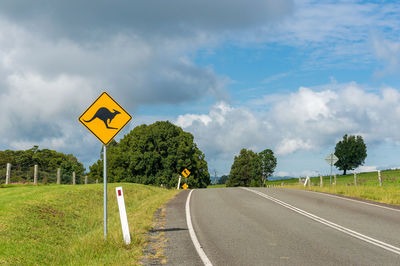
[0,183,178,265]
[291,184,400,205]
[207,184,226,188]
[266,169,400,205]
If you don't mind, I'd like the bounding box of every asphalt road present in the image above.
[163,187,400,265]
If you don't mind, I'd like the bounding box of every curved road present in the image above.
[162,188,400,265]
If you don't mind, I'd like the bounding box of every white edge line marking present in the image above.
[186,189,213,266]
[301,189,400,213]
[242,187,400,255]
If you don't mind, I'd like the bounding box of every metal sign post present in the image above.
[103,145,107,239]
[325,153,338,184]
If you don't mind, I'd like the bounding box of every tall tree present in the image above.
[89,121,210,188]
[252,149,277,186]
[218,175,229,185]
[226,149,257,187]
[334,134,367,175]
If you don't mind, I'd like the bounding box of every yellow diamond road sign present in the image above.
[79,92,132,145]
[182,183,188,190]
[182,168,190,178]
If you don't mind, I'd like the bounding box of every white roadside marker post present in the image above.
[5,163,11,185]
[177,175,182,190]
[57,168,61,185]
[354,172,357,186]
[116,187,131,245]
[378,170,382,186]
[304,176,310,187]
[34,164,38,185]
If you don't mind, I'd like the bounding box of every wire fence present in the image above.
[0,164,95,185]
[267,169,400,188]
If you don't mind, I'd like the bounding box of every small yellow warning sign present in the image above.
[182,183,188,190]
[79,92,132,145]
[181,168,191,178]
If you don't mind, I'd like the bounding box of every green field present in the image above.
[266,170,400,205]
[0,183,178,265]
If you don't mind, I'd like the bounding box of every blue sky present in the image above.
[0,0,400,177]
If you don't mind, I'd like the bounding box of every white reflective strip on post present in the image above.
[116,187,131,245]
[177,176,181,190]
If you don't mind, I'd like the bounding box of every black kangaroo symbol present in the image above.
[84,107,121,129]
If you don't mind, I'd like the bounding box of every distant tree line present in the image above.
[89,121,210,188]
[226,148,277,187]
[0,145,85,183]
[219,133,367,186]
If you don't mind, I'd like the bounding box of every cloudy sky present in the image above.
[1,0,400,177]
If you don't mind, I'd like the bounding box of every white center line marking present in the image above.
[242,187,400,255]
[186,189,213,266]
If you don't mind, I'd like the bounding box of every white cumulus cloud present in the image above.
[176,83,400,174]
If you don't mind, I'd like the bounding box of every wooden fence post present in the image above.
[57,168,61,185]
[378,170,382,186]
[72,171,76,185]
[96,179,98,184]
[320,175,323,187]
[34,165,38,185]
[354,172,357,186]
[5,163,11,184]
[85,175,88,185]
[334,174,337,185]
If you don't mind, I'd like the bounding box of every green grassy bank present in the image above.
[296,185,400,205]
[0,183,178,265]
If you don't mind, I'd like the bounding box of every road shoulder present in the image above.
[141,190,203,265]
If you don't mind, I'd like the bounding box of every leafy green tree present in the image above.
[218,175,229,185]
[334,134,367,175]
[59,154,85,184]
[252,149,277,186]
[89,121,210,188]
[226,149,257,187]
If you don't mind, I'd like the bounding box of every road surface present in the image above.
[162,187,400,265]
